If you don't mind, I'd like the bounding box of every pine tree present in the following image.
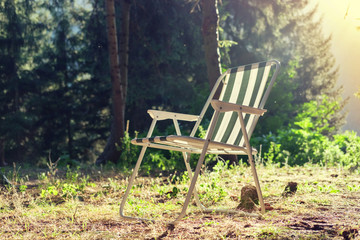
[219,0,346,134]
[126,0,206,132]
[0,0,44,163]
[31,0,103,161]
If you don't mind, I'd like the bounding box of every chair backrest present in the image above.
[204,60,280,146]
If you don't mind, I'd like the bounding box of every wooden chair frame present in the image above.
[120,60,281,224]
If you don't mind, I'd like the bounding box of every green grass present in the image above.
[0,161,360,239]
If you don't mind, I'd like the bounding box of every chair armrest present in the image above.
[211,100,267,116]
[147,110,199,121]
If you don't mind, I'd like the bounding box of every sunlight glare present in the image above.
[345,0,360,27]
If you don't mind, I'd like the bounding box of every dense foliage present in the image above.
[0,0,354,168]
[252,97,359,169]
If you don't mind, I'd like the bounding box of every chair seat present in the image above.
[132,135,257,155]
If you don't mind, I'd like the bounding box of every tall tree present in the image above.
[33,0,89,160]
[96,0,130,164]
[219,0,346,135]
[198,0,238,163]
[200,0,222,94]
[125,0,205,132]
[0,0,40,164]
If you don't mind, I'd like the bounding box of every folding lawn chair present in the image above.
[120,59,281,224]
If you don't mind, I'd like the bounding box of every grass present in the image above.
[1,161,360,239]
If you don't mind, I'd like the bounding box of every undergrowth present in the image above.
[1,159,360,239]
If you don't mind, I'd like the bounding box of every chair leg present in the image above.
[170,111,223,225]
[171,139,210,225]
[120,146,207,223]
[120,119,158,221]
[174,118,205,210]
[119,146,154,222]
[170,110,261,224]
[172,151,261,225]
[237,110,265,214]
[247,152,265,214]
[182,153,206,209]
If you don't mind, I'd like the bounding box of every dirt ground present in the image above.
[1,165,360,239]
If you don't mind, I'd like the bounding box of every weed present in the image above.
[166,186,180,198]
[203,220,219,226]
[40,185,59,201]
[66,165,80,183]
[347,184,360,192]
[46,152,60,181]
[11,162,21,184]
[19,185,27,192]
[38,172,47,181]
[317,184,340,194]
[103,177,120,192]
[61,183,80,199]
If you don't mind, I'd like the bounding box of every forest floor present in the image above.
[1,162,360,239]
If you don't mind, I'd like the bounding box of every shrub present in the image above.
[255,96,359,168]
[333,131,360,169]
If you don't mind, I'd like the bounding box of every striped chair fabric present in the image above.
[132,61,276,154]
[210,61,273,147]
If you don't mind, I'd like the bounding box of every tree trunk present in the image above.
[120,0,131,95]
[200,0,237,164]
[96,0,130,164]
[200,0,222,98]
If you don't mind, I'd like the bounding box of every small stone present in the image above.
[282,182,298,197]
[236,185,258,211]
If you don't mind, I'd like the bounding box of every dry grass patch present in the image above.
[1,163,360,239]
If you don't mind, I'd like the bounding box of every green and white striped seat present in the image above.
[211,61,274,146]
[132,61,276,154]
[121,60,281,224]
